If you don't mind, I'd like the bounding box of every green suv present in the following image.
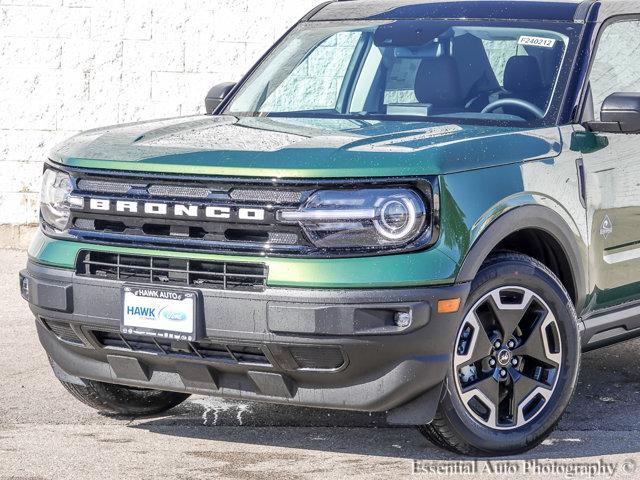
[20,0,640,456]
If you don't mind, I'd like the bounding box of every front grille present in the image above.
[42,319,84,345]
[76,251,267,291]
[46,167,434,257]
[76,179,132,194]
[92,330,271,366]
[147,185,211,198]
[66,171,314,255]
[229,188,303,203]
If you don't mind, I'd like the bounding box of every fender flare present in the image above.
[455,205,588,312]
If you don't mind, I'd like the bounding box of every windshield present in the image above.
[226,19,580,126]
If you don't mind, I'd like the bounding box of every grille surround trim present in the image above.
[44,162,439,258]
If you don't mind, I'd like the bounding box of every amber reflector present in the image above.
[438,298,461,314]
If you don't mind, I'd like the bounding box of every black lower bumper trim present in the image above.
[24,259,470,423]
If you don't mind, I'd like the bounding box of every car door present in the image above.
[577,18,640,311]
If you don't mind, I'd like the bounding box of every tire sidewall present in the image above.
[440,256,581,455]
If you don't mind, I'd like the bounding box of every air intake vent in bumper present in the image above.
[42,319,84,345]
[91,330,271,366]
[76,251,268,291]
[288,346,345,370]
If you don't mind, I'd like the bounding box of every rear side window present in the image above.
[590,20,640,119]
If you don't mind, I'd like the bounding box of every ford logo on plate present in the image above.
[160,307,187,322]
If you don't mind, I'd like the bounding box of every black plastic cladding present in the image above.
[42,162,440,259]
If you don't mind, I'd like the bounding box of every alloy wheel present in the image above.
[453,286,562,430]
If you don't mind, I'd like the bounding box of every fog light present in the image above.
[20,275,29,299]
[394,311,411,328]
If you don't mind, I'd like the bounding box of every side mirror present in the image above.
[584,92,640,133]
[205,82,236,115]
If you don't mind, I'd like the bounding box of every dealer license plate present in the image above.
[122,286,196,341]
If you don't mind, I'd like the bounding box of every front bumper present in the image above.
[20,259,469,425]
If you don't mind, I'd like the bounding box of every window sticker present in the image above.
[518,35,556,48]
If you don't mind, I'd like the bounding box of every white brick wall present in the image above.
[0,0,322,239]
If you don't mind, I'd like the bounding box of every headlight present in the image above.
[40,168,82,231]
[278,188,428,250]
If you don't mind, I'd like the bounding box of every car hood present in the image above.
[52,115,562,177]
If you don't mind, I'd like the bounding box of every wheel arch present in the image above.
[455,205,588,314]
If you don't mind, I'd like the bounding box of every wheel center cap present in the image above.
[497,349,512,367]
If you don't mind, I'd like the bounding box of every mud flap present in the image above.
[386,382,444,425]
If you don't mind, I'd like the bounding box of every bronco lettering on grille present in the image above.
[86,199,266,222]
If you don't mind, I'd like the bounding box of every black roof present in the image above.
[310,0,597,22]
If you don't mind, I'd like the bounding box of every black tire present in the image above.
[419,252,580,456]
[56,373,190,416]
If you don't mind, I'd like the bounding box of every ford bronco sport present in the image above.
[20,0,640,456]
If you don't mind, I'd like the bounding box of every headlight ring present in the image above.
[374,196,418,240]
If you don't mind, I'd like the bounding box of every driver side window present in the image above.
[590,20,640,120]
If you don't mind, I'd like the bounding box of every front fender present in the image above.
[436,161,588,313]
[456,204,587,310]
